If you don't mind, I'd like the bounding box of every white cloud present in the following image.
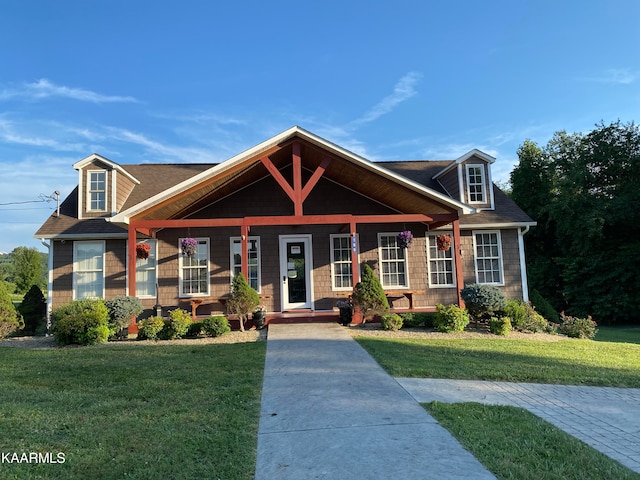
[580,68,637,85]
[350,71,423,127]
[0,79,138,103]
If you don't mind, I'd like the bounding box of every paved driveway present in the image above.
[398,378,640,474]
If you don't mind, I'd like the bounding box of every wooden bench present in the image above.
[336,290,424,310]
[181,295,272,319]
[384,290,424,310]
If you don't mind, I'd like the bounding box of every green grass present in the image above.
[354,336,640,387]
[596,325,640,345]
[0,342,266,479]
[424,402,640,480]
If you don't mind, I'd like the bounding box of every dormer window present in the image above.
[466,164,485,204]
[88,170,107,211]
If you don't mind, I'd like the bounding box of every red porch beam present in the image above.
[452,218,465,308]
[301,156,331,202]
[259,156,295,202]
[292,142,303,216]
[132,212,436,230]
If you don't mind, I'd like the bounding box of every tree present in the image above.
[11,247,46,294]
[351,264,389,323]
[511,121,640,323]
[17,285,46,334]
[0,282,23,339]
[226,273,259,332]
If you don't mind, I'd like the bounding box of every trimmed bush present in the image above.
[186,321,203,338]
[503,298,549,333]
[460,284,507,322]
[105,295,143,334]
[17,285,46,334]
[50,299,111,345]
[381,313,403,331]
[0,282,23,339]
[137,316,164,340]
[352,264,390,323]
[558,313,597,339]
[530,289,560,323]
[489,316,512,336]
[434,304,469,333]
[202,315,231,337]
[159,309,192,340]
[400,312,437,328]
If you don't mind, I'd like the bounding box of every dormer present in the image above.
[432,149,495,210]
[73,154,140,219]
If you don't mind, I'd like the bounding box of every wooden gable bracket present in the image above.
[259,142,332,216]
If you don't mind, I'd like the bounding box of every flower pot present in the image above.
[436,234,451,251]
[252,310,266,329]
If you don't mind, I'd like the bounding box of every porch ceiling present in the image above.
[133,138,456,222]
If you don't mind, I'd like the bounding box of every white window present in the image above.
[474,231,504,285]
[87,170,107,211]
[179,238,210,297]
[466,164,485,203]
[378,233,408,288]
[426,234,456,287]
[330,234,359,290]
[230,237,261,292]
[74,241,105,299]
[136,240,157,298]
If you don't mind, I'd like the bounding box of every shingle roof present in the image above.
[34,159,534,239]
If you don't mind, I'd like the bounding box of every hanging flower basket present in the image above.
[436,234,451,251]
[397,230,413,249]
[181,237,198,257]
[136,243,151,260]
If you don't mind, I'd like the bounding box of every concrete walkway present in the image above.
[398,379,640,474]
[255,323,495,479]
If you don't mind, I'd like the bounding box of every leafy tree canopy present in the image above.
[511,120,640,324]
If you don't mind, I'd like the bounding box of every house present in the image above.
[34,126,535,331]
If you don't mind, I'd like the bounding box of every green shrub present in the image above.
[489,316,512,336]
[50,299,111,345]
[202,315,231,337]
[530,289,560,323]
[17,285,46,334]
[137,316,164,340]
[352,264,390,323]
[460,284,506,322]
[400,312,437,328]
[159,309,192,340]
[503,298,549,333]
[434,304,469,333]
[381,313,403,331]
[0,282,23,339]
[227,273,260,332]
[105,295,143,333]
[186,321,203,338]
[558,313,597,339]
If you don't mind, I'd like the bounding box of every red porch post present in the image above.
[350,220,363,324]
[452,218,465,308]
[241,223,250,280]
[127,223,138,333]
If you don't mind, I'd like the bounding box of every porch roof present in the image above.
[108,126,473,224]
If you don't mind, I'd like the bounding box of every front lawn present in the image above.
[425,402,640,480]
[0,342,265,480]
[354,335,640,387]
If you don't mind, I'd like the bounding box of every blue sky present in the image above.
[1,0,638,253]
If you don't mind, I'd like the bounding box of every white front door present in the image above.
[279,235,313,310]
